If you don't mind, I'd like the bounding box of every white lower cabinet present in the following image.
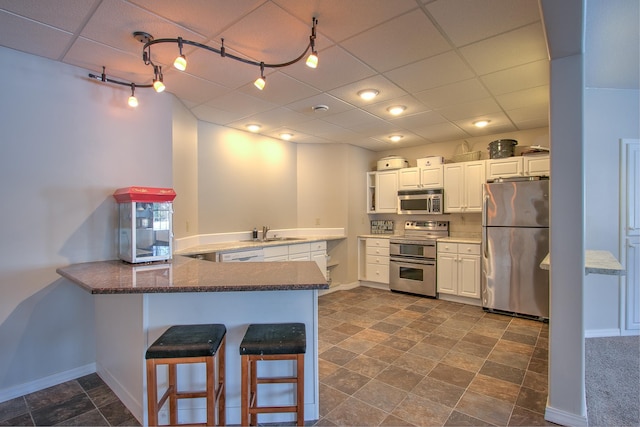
[263,241,327,279]
[358,237,390,284]
[437,242,480,299]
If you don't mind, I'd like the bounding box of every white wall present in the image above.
[584,88,640,336]
[196,122,297,234]
[0,46,173,397]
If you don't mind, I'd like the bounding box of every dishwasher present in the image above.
[218,248,264,262]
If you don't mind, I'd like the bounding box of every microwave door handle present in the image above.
[427,198,431,212]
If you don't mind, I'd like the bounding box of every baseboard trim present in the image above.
[585,328,621,338]
[96,363,143,424]
[545,403,588,426]
[0,363,96,404]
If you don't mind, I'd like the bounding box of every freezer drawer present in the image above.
[481,227,549,319]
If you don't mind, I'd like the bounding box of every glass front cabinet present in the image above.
[113,186,176,264]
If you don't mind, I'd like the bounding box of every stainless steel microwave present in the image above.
[397,189,443,215]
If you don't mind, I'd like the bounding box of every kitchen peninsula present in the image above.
[56,256,328,426]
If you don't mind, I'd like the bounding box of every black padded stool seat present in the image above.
[146,324,226,426]
[239,323,306,356]
[239,323,306,426]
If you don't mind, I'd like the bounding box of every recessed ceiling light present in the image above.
[280,133,293,141]
[246,124,261,132]
[389,135,403,142]
[473,119,490,128]
[387,105,406,116]
[358,89,379,101]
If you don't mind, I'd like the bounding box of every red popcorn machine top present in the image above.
[113,187,176,264]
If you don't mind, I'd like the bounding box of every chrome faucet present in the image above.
[262,225,270,240]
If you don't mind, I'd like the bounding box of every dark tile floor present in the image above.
[0,286,552,426]
[0,373,139,426]
[315,287,553,426]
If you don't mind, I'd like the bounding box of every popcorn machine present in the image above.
[113,186,176,263]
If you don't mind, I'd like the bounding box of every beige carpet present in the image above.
[586,335,640,426]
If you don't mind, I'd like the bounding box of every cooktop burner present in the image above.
[391,220,449,242]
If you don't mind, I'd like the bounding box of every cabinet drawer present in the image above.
[366,263,389,284]
[366,238,389,248]
[310,241,327,252]
[366,255,388,265]
[288,242,311,255]
[458,244,480,255]
[437,242,458,254]
[366,245,390,257]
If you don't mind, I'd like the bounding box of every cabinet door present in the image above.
[437,252,457,294]
[420,165,444,188]
[376,170,399,213]
[486,158,523,179]
[289,252,311,261]
[366,262,389,284]
[464,161,486,212]
[443,164,464,213]
[458,254,480,298]
[398,167,420,190]
[524,155,550,176]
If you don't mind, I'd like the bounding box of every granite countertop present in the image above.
[56,256,329,294]
[539,250,626,276]
[174,235,345,256]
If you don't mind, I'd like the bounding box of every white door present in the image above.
[621,139,640,334]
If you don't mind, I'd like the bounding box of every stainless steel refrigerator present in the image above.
[481,177,550,319]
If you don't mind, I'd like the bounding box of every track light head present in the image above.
[153,66,165,93]
[173,37,187,71]
[128,83,138,107]
[254,62,266,90]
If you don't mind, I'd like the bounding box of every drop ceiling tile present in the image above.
[506,104,549,127]
[481,59,549,95]
[0,0,100,32]
[388,110,448,129]
[283,118,347,137]
[459,22,548,76]
[348,118,401,138]
[496,85,549,111]
[340,10,450,72]
[425,0,541,47]
[436,98,502,122]
[202,90,277,116]
[329,74,409,107]
[80,0,207,59]
[190,104,248,125]
[412,122,469,143]
[282,45,377,92]
[235,71,321,105]
[232,107,311,132]
[384,50,474,93]
[177,47,257,90]
[360,95,431,120]
[273,0,418,43]
[414,78,490,109]
[220,2,311,62]
[64,37,151,82]
[160,70,231,104]
[285,93,353,116]
[320,109,379,128]
[372,131,425,146]
[264,127,316,143]
[0,11,73,60]
[128,0,264,39]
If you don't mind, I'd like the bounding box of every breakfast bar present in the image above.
[56,256,328,426]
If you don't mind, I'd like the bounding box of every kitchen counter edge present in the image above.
[175,235,345,256]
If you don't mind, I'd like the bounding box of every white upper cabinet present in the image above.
[444,161,485,213]
[486,155,550,179]
[398,165,444,190]
[367,170,398,214]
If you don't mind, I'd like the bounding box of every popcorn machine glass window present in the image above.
[113,187,176,264]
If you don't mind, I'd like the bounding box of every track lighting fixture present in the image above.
[87,18,319,107]
[128,83,138,107]
[152,66,165,93]
[306,17,319,68]
[254,63,266,90]
[173,37,187,71]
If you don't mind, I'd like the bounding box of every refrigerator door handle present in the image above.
[483,194,489,258]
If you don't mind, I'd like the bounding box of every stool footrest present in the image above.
[249,405,300,414]
[257,376,299,384]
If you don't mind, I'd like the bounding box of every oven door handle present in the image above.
[390,256,436,266]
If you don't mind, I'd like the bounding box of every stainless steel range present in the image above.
[389,220,449,297]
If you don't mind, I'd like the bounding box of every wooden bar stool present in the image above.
[239,323,306,426]
[145,324,226,426]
